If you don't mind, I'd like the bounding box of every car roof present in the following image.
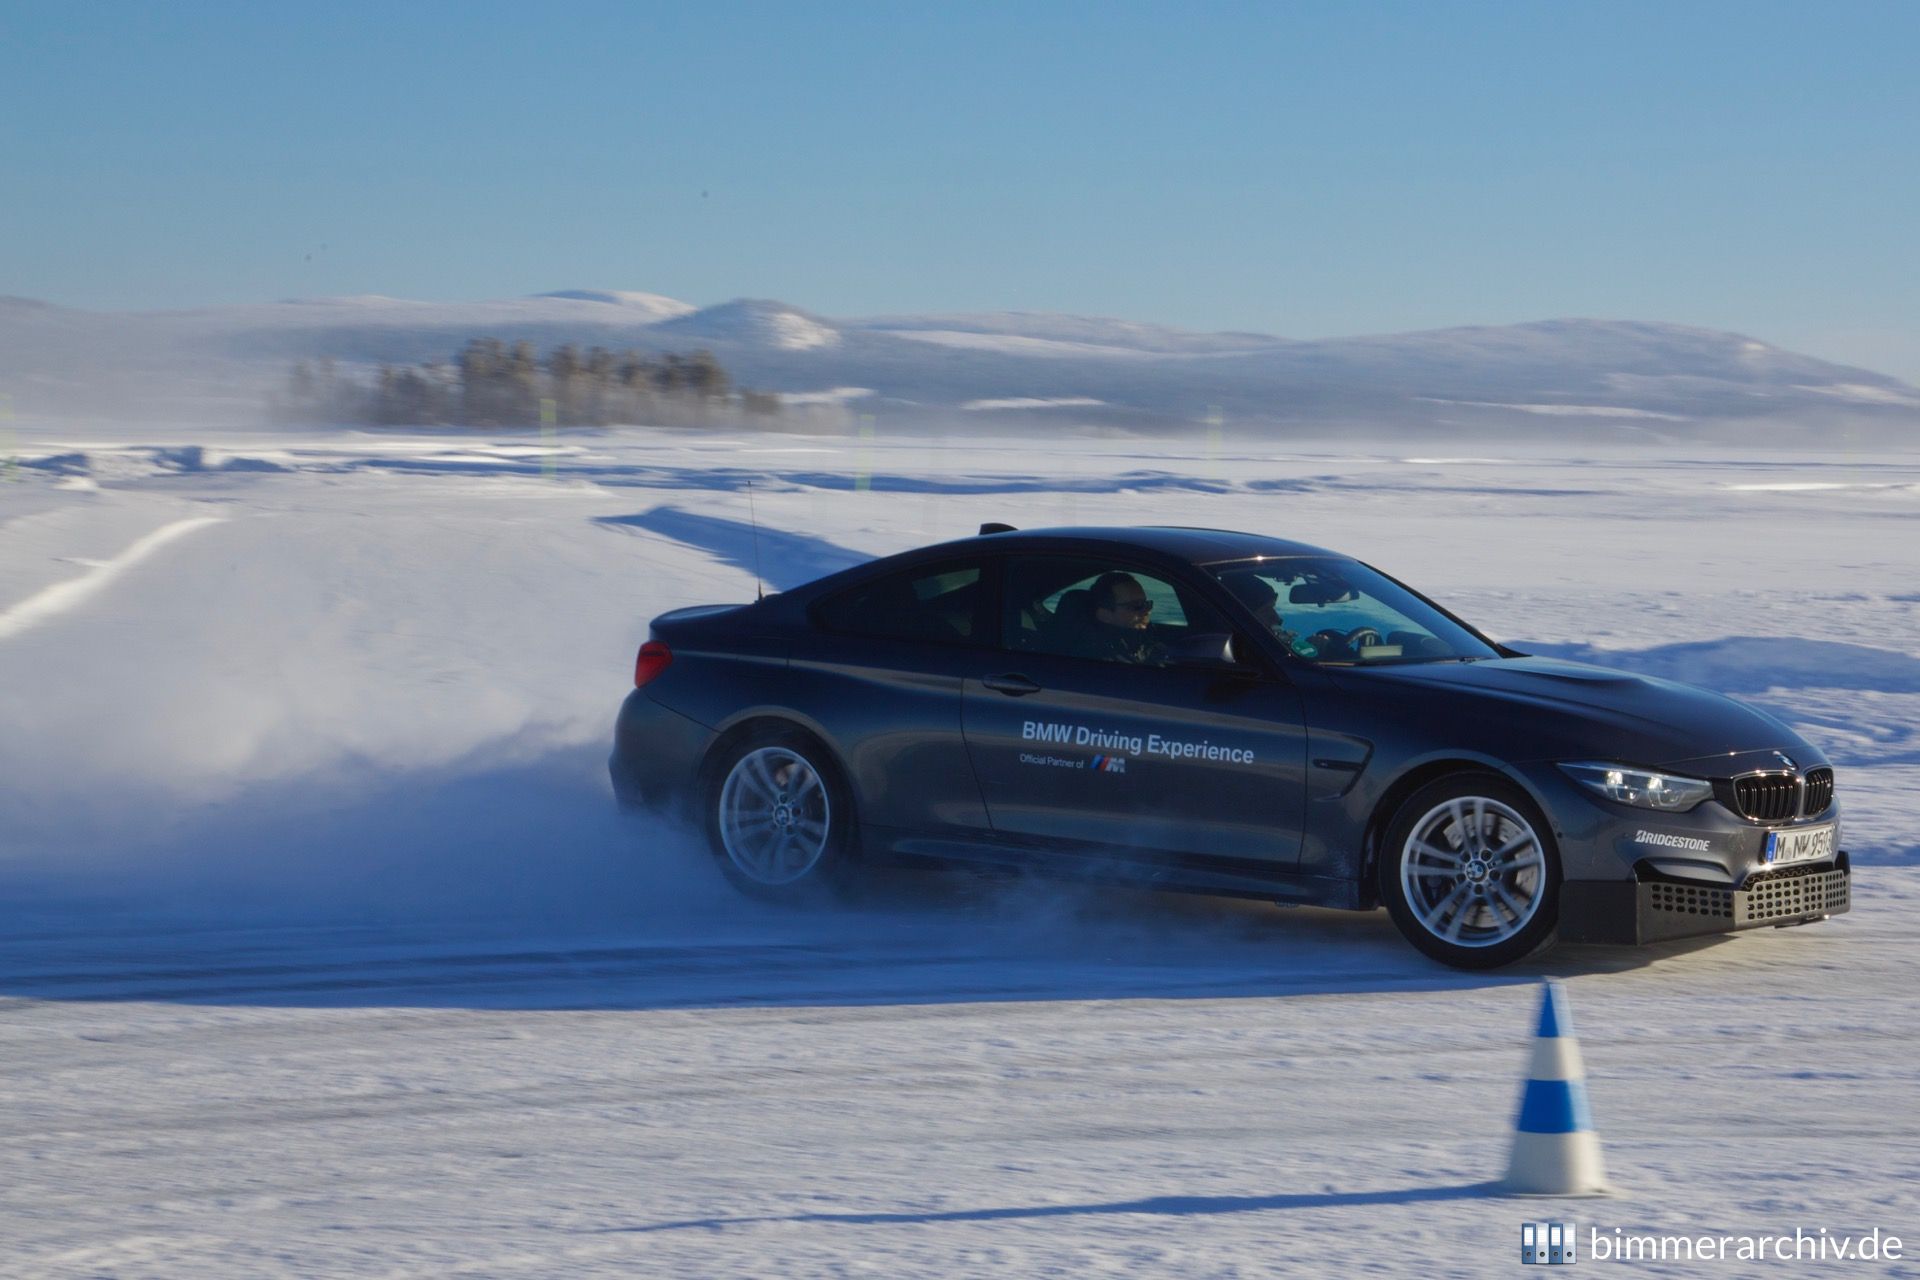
[956,525,1342,563]
[757,525,1350,614]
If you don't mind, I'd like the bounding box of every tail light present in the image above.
[634,640,673,688]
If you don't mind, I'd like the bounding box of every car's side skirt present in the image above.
[869,827,1365,909]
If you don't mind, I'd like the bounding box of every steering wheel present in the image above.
[1305,626,1383,660]
[1306,628,1349,657]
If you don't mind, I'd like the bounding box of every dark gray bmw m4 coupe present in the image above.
[610,525,1849,968]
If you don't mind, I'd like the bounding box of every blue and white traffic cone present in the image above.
[1504,980,1612,1196]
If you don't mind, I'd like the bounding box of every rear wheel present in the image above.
[705,732,852,898]
[1379,773,1560,969]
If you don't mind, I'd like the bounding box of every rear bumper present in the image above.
[1558,854,1851,945]
[608,690,715,816]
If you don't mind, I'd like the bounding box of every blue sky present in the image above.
[2,1,1915,379]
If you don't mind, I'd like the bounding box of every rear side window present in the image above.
[1002,554,1227,665]
[813,561,985,645]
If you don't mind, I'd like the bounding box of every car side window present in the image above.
[1002,555,1223,666]
[1208,557,1496,664]
[1041,573,1189,628]
[813,560,985,645]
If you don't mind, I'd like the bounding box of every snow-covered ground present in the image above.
[2,424,1917,1277]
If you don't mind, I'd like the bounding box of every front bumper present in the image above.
[1559,854,1851,945]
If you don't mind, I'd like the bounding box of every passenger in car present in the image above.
[1221,571,1285,635]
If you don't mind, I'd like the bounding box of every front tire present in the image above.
[1378,773,1561,969]
[704,732,853,899]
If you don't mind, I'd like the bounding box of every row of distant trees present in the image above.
[275,339,782,427]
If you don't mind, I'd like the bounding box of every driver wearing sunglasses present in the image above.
[1085,571,1167,665]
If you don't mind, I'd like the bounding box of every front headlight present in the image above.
[1559,762,1713,812]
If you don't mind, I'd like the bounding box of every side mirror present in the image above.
[1167,632,1239,668]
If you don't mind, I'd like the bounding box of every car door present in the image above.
[787,556,995,836]
[961,554,1308,867]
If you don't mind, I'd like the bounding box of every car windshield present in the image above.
[1206,557,1500,665]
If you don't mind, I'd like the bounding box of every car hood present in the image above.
[1333,655,1813,768]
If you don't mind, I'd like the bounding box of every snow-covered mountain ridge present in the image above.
[3,290,1915,436]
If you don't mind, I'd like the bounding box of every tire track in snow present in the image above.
[0,515,224,641]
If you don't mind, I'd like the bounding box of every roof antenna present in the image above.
[745,479,765,602]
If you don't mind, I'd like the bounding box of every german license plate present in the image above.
[1765,824,1835,866]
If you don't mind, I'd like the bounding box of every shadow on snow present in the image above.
[594,1180,1505,1235]
[595,506,870,589]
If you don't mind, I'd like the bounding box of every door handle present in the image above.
[982,673,1042,696]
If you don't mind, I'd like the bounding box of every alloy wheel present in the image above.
[1398,795,1547,948]
[717,746,833,886]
